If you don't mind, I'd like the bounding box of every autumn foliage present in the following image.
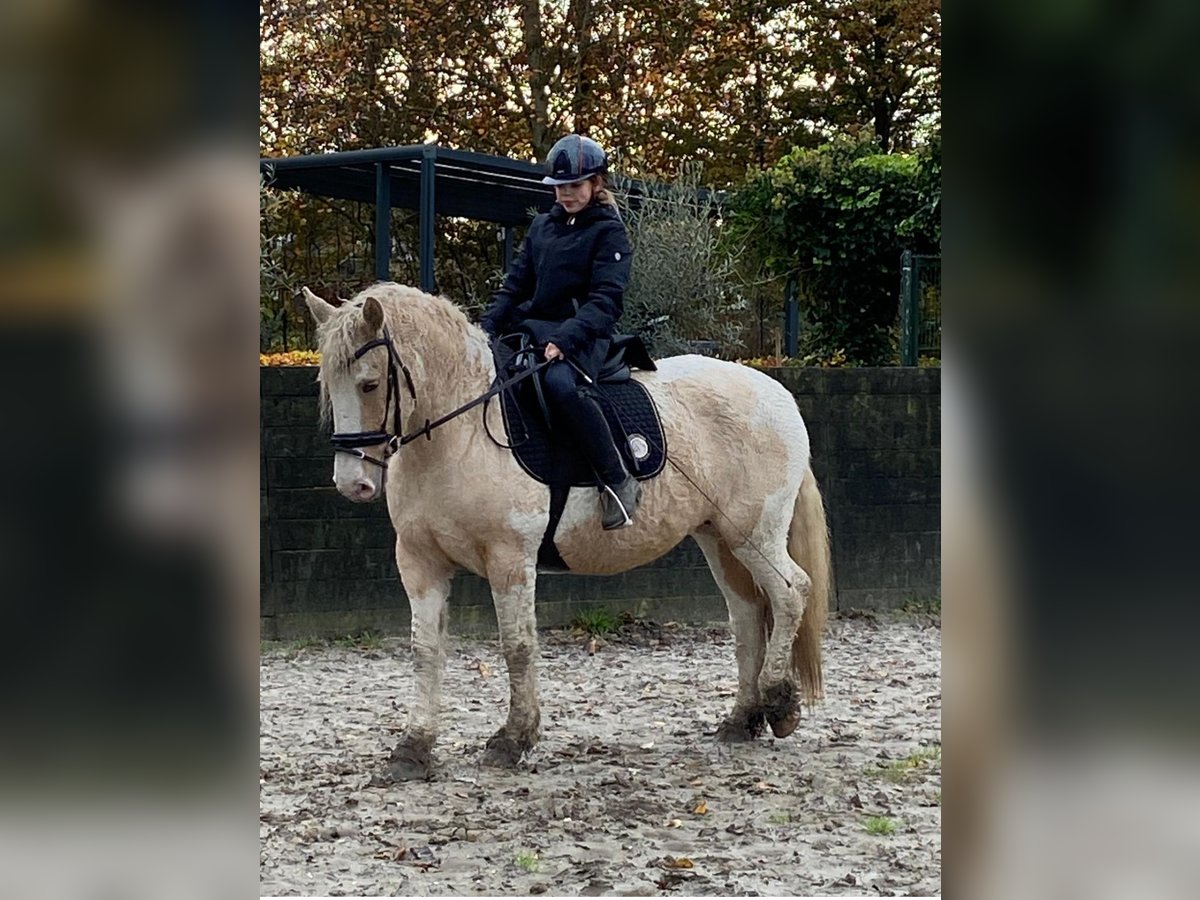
[259,1,941,361]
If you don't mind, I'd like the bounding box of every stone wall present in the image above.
[260,366,939,639]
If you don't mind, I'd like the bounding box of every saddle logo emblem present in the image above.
[627,434,650,461]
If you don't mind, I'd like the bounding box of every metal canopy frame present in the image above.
[260,144,721,294]
[260,145,557,292]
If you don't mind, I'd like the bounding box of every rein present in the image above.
[330,326,552,469]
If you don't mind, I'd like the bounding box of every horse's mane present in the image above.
[315,283,489,424]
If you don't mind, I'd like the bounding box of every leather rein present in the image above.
[330,326,551,469]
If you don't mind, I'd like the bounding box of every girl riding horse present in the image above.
[480,134,641,530]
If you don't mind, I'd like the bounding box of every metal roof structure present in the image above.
[260,144,720,293]
[261,145,556,292]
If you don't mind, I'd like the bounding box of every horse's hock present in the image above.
[260,366,939,640]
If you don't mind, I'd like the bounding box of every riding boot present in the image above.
[568,398,642,528]
[601,471,642,530]
[569,396,642,528]
[543,367,642,528]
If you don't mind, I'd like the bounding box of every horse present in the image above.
[301,282,831,781]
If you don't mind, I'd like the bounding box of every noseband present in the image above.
[330,327,552,469]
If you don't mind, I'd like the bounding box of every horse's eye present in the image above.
[361,380,379,394]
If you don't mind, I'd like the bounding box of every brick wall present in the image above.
[260,366,939,639]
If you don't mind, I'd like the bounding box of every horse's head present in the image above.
[302,287,409,503]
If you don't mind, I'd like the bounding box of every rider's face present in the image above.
[554,178,597,214]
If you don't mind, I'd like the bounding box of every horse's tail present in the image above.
[789,467,831,704]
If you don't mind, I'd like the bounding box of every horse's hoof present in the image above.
[382,736,434,782]
[768,708,802,738]
[716,710,766,742]
[380,757,431,782]
[761,682,801,739]
[481,730,531,768]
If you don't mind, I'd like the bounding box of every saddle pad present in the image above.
[498,373,667,488]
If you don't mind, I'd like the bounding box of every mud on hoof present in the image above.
[761,681,802,739]
[481,729,534,768]
[381,735,435,782]
[716,709,767,742]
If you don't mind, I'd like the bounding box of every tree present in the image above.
[261,1,941,177]
[259,1,942,352]
[799,0,941,153]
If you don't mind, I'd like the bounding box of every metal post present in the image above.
[502,226,514,273]
[783,275,799,358]
[758,294,766,356]
[280,289,288,351]
[899,249,917,366]
[374,162,391,281]
[419,146,436,292]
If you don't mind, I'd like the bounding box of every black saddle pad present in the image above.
[492,336,666,488]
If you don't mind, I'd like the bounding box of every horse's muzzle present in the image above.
[333,451,382,502]
[336,476,379,503]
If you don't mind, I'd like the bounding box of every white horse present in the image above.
[302,282,830,780]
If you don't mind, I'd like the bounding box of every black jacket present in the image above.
[480,201,632,380]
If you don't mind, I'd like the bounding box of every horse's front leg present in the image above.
[385,547,454,781]
[481,553,541,768]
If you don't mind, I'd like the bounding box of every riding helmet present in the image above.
[542,134,608,185]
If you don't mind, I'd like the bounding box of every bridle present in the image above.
[328,325,417,469]
[330,326,552,469]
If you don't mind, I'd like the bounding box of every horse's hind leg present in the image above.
[481,552,541,768]
[694,530,769,741]
[724,520,812,739]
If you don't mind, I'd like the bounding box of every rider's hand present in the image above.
[544,342,563,361]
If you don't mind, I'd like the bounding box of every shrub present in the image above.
[727,133,940,365]
[617,164,747,357]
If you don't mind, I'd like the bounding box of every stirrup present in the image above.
[601,477,641,530]
[602,484,632,529]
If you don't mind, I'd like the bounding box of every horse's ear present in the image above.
[300,286,335,324]
[362,295,384,332]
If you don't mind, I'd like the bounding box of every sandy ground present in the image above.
[260,614,941,897]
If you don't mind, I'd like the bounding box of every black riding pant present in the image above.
[540,361,627,486]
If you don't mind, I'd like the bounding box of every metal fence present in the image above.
[899,251,941,366]
[260,193,382,353]
[260,191,515,354]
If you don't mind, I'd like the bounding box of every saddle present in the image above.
[489,332,667,569]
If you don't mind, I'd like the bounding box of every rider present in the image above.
[480,134,642,530]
